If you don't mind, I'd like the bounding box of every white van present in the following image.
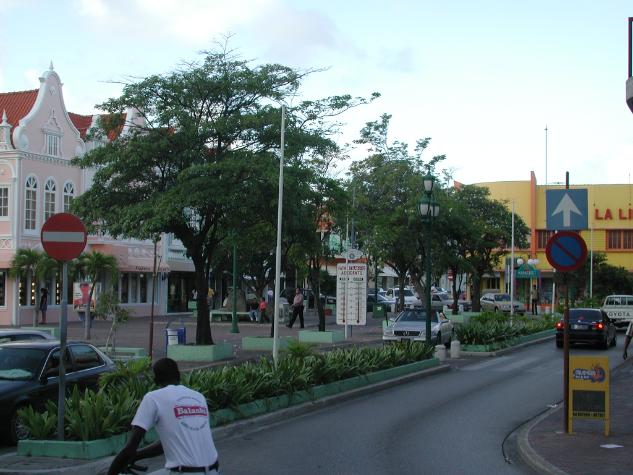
[601,295,633,329]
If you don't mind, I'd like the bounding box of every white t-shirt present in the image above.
[132,385,218,469]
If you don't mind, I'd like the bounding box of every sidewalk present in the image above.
[518,358,633,475]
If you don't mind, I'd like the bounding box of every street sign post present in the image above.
[546,189,588,230]
[41,213,87,441]
[545,230,588,435]
[336,263,367,326]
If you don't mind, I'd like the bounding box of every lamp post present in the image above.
[419,173,439,345]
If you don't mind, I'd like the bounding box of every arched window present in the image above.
[44,179,56,221]
[63,181,75,212]
[24,176,37,230]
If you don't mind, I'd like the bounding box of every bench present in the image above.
[210,311,253,322]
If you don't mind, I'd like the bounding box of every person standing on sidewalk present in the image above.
[39,288,48,324]
[108,358,219,475]
[531,285,539,316]
[287,287,305,329]
[623,321,633,359]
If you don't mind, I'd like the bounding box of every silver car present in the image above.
[479,292,525,315]
[431,292,472,312]
[0,329,54,344]
[383,309,454,347]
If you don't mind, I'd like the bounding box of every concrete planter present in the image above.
[298,329,344,344]
[462,329,555,352]
[167,342,233,361]
[242,336,295,351]
[17,430,157,459]
[514,329,555,344]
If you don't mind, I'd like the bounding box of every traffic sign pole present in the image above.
[562,274,570,434]
[57,261,68,441]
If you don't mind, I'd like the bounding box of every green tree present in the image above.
[76,251,119,340]
[9,249,57,326]
[451,186,529,311]
[72,46,376,344]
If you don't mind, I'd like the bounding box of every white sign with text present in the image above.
[336,263,367,326]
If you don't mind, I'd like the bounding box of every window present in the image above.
[70,345,102,371]
[44,179,56,221]
[607,230,633,250]
[45,134,60,157]
[0,187,8,217]
[0,270,5,306]
[63,182,75,212]
[25,176,37,230]
[536,230,555,249]
[139,273,147,303]
[120,273,129,303]
[130,274,138,302]
[19,277,27,305]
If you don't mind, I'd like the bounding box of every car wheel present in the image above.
[494,307,498,313]
[556,340,563,348]
[611,333,617,347]
[601,336,609,350]
[6,405,29,445]
[435,332,441,346]
[444,329,454,349]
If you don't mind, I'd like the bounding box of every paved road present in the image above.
[212,340,624,475]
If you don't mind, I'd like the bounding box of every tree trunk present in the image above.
[450,266,459,315]
[84,284,95,340]
[193,258,213,345]
[398,276,406,312]
[308,261,325,331]
[471,274,482,312]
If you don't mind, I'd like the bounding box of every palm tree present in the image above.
[9,249,57,326]
[76,251,119,339]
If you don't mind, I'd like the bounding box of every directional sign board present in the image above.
[546,189,588,230]
[545,231,588,272]
[41,213,87,261]
[336,263,367,326]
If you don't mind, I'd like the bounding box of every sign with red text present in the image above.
[41,213,87,261]
[336,263,367,325]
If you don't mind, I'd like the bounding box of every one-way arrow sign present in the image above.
[546,189,588,231]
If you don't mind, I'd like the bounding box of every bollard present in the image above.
[450,339,461,359]
[434,345,446,362]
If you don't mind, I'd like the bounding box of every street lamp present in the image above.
[419,173,439,345]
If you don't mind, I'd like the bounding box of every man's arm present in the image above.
[107,426,146,475]
[134,439,164,461]
[624,335,632,359]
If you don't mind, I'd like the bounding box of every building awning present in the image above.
[89,243,169,273]
[379,266,398,278]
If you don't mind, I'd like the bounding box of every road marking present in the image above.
[461,357,513,371]
[494,356,541,372]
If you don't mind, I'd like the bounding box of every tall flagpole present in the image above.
[545,125,548,186]
[272,105,285,365]
[510,201,515,316]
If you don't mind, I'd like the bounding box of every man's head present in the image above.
[153,357,180,386]
[295,288,300,294]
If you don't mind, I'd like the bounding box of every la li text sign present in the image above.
[594,208,633,221]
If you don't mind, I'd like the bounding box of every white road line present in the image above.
[461,356,513,371]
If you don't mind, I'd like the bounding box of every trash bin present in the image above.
[165,327,186,353]
[373,303,386,319]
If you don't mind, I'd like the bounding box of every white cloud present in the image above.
[24,69,40,89]
[76,0,110,19]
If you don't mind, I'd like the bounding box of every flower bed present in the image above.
[18,341,434,446]
[456,313,556,350]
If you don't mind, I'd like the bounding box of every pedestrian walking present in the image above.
[287,287,305,329]
[39,288,48,325]
[259,297,269,323]
[531,285,539,316]
[107,358,219,475]
[207,288,215,309]
[623,321,633,359]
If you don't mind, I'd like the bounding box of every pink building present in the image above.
[0,65,196,327]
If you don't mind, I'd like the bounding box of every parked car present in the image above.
[367,293,392,312]
[383,309,454,347]
[0,340,115,444]
[480,292,525,315]
[555,308,616,349]
[0,330,54,344]
[431,292,472,312]
[385,287,422,311]
[601,294,633,329]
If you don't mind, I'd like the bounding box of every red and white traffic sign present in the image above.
[41,213,87,261]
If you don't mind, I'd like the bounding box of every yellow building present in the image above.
[476,172,633,309]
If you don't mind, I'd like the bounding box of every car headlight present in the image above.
[384,327,394,336]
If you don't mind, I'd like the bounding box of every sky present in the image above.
[1,0,632,186]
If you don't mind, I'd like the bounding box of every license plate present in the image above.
[572,324,584,330]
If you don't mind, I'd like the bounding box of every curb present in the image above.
[516,405,568,475]
[0,363,449,475]
[461,334,555,357]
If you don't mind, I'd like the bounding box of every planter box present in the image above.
[242,336,294,351]
[514,329,555,344]
[17,429,157,459]
[298,330,344,344]
[98,346,147,360]
[167,342,233,361]
[462,329,555,352]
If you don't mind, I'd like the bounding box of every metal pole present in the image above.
[589,225,594,300]
[231,239,239,333]
[57,261,68,441]
[272,105,285,365]
[510,202,515,316]
[148,239,158,360]
[425,215,432,345]
[563,276,570,433]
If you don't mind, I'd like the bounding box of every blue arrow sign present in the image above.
[546,189,588,230]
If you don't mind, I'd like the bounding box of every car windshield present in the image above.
[396,310,437,323]
[0,347,48,380]
[494,294,511,302]
[394,289,415,297]
[437,293,451,301]
[569,310,602,323]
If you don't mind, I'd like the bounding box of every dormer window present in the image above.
[45,133,61,157]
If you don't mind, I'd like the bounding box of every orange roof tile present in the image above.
[68,112,93,139]
[0,89,38,128]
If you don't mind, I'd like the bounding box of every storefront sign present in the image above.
[594,208,633,220]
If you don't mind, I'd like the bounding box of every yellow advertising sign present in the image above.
[568,355,609,436]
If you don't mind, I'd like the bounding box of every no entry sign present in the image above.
[41,213,87,261]
[545,231,588,272]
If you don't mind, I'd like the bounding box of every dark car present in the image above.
[555,308,617,349]
[0,340,114,444]
[0,329,55,344]
[367,293,391,312]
